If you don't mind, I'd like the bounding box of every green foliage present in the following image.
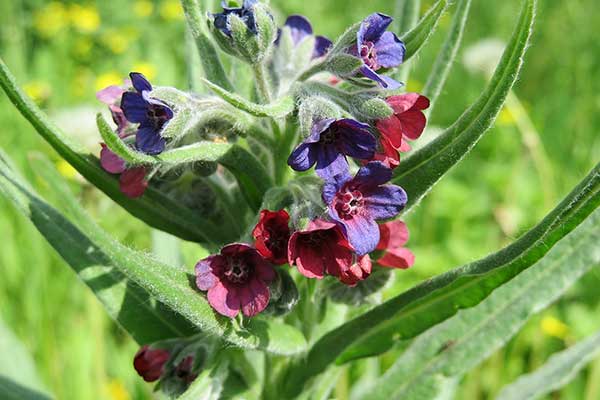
[401,0,450,61]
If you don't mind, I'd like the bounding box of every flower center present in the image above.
[224,257,251,283]
[360,41,379,70]
[320,126,340,145]
[335,188,364,219]
[147,105,170,131]
[266,227,289,253]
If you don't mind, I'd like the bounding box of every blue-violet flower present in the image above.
[323,162,407,255]
[277,15,332,58]
[288,118,376,179]
[213,0,258,37]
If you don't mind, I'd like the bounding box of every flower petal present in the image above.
[100,143,126,174]
[376,116,404,149]
[195,255,223,290]
[400,110,427,140]
[375,31,405,68]
[119,167,148,198]
[378,247,414,269]
[354,162,393,188]
[314,35,333,58]
[288,142,317,171]
[336,214,380,256]
[121,92,149,124]
[136,126,166,155]
[96,85,124,105]
[322,171,351,204]
[315,145,348,179]
[364,184,407,220]
[130,72,152,93]
[207,282,240,318]
[358,13,393,44]
[240,279,270,317]
[285,15,313,44]
[377,220,409,250]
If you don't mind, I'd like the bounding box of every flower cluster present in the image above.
[133,344,198,393]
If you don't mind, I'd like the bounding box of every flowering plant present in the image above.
[1,0,599,399]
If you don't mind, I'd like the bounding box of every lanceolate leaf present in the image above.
[0,377,52,400]
[401,0,450,61]
[0,58,229,246]
[367,208,600,400]
[393,0,536,210]
[97,115,272,211]
[496,330,600,400]
[281,156,597,396]
[0,152,307,356]
[393,0,421,83]
[201,79,295,118]
[423,0,472,117]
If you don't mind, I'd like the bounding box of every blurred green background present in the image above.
[0,0,599,399]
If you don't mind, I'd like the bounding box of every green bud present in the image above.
[326,54,363,77]
[264,270,299,317]
[297,95,343,138]
[353,96,394,120]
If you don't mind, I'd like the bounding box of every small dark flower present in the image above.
[195,244,276,318]
[174,356,198,384]
[287,219,372,286]
[213,0,258,37]
[376,220,415,269]
[351,13,406,89]
[277,15,332,58]
[323,162,407,255]
[119,167,148,198]
[133,345,170,382]
[288,118,376,179]
[376,93,430,152]
[252,209,292,265]
[121,72,173,155]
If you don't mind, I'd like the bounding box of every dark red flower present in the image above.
[119,167,148,198]
[376,93,430,153]
[195,244,276,318]
[133,345,170,382]
[174,356,198,384]
[375,220,415,269]
[287,219,372,286]
[252,209,292,265]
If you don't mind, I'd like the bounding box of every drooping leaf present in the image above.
[281,155,597,397]
[201,79,295,118]
[401,0,450,61]
[496,329,600,400]
[0,377,52,400]
[96,114,272,211]
[423,0,472,117]
[393,0,535,211]
[0,58,230,246]
[367,207,600,400]
[0,151,307,356]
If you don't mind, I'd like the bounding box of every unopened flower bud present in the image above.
[133,345,170,382]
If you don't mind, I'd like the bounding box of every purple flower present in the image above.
[121,72,173,155]
[277,15,332,58]
[288,118,376,179]
[351,13,406,89]
[213,0,258,37]
[323,162,407,255]
[195,244,276,318]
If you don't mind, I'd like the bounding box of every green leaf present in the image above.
[0,152,197,344]
[0,377,52,400]
[0,151,307,356]
[0,58,231,246]
[422,0,472,117]
[393,0,421,83]
[496,329,600,400]
[393,0,535,211]
[401,0,450,61]
[281,156,598,396]
[367,208,600,400]
[180,0,234,91]
[201,78,294,118]
[96,114,272,211]
[0,318,51,397]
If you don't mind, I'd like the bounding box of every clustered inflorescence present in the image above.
[94,0,430,390]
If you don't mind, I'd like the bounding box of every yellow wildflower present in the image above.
[101,29,131,54]
[69,4,101,33]
[95,72,123,92]
[133,0,154,18]
[33,2,68,38]
[73,37,94,58]
[541,316,569,340]
[23,81,52,104]
[106,380,130,400]
[56,160,78,180]
[159,0,184,21]
[132,63,157,81]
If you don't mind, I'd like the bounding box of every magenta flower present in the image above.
[323,162,407,255]
[252,209,292,265]
[288,118,376,179]
[195,244,276,318]
[351,13,405,89]
[100,143,126,174]
[121,72,173,155]
[277,15,333,58]
[96,83,130,136]
[376,93,430,152]
[287,219,372,285]
[119,167,148,198]
[376,220,415,269]
[133,345,170,382]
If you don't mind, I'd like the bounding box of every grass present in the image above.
[0,0,598,399]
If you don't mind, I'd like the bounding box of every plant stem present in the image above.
[253,63,272,104]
